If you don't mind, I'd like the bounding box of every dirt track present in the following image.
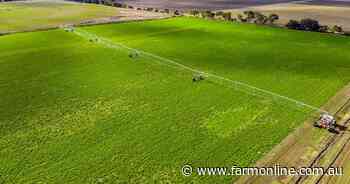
[235,83,350,184]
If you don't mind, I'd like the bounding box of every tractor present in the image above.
[313,114,339,134]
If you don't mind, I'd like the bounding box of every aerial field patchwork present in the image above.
[1,12,350,184]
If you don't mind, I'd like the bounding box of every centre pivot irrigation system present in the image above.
[66,27,329,115]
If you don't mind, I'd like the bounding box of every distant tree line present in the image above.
[68,0,118,6]
[187,10,279,25]
[286,18,345,35]
[237,11,279,25]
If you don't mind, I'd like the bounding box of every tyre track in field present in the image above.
[315,133,350,184]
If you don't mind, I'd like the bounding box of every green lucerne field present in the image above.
[1,17,350,183]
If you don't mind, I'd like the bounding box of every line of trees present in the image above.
[187,9,347,35]
[188,10,279,25]
[237,11,279,25]
[286,18,344,34]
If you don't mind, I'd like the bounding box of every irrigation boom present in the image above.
[70,27,329,114]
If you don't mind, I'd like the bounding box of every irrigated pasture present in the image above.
[1,17,350,183]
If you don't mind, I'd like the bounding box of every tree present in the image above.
[113,2,123,7]
[237,14,247,22]
[332,25,343,33]
[267,14,279,24]
[215,11,224,17]
[174,10,181,16]
[254,12,267,24]
[286,20,301,30]
[190,10,200,16]
[300,18,320,31]
[201,11,215,19]
[319,25,329,33]
[222,12,232,21]
[243,10,255,22]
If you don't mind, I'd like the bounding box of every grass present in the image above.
[0,0,118,33]
[1,17,350,183]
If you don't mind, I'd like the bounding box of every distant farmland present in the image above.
[115,0,350,10]
[116,0,300,10]
[228,1,350,31]
[1,17,350,183]
[0,0,118,33]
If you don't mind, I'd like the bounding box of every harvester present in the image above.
[313,114,339,134]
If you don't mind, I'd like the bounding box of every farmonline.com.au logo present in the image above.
[181,164,343,177]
